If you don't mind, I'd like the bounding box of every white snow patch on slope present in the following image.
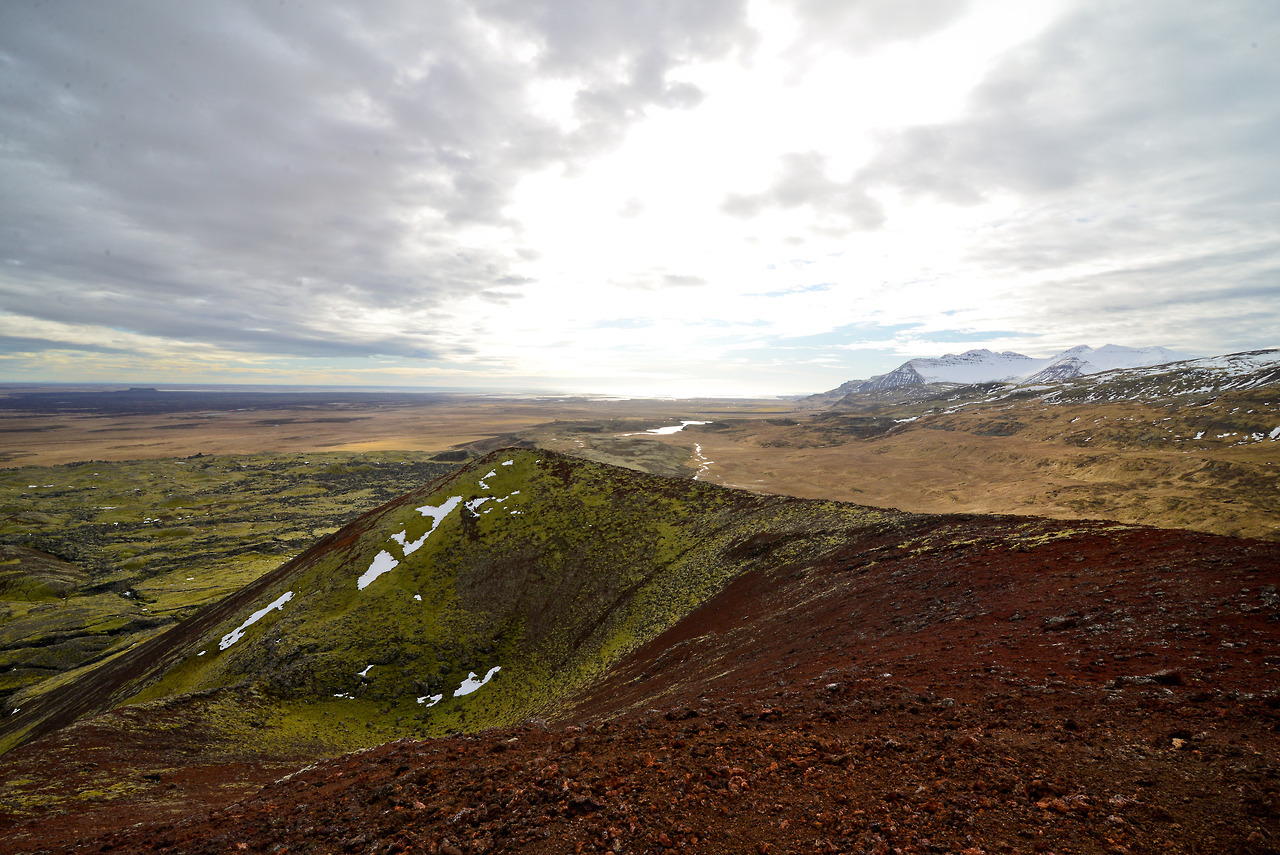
[692,444,713,480]
[357,550,400,590]
[454,666,502,697]
[219,591,294,650]
[887,345,1195,386]
[909,349,1039,384]
[396,496,464,555]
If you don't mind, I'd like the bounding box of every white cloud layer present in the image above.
[1,0,1276,395]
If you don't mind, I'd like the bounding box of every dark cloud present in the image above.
[3,1,1275,388]
[838,1,1280,353]
[858,3,1280,207]
[0,1,750,361]
[481,0,751,160]
[0,335,130,356]
[480,0,750,75]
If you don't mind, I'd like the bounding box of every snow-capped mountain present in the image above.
[851,345,1192,393]
[1038,348,1280,404]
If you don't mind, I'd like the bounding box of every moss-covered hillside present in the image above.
[0,451,459,714]
[1,449,900,756]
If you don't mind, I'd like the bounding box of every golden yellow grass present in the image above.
[676,399,1280,540]
[3,391,1274,539]
[0,398,783,468]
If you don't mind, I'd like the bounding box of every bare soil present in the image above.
[3,516,1278,854]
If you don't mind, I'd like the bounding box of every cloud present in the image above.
[829,1,1280,355]
[608,271,708,290]
[481,0,751,76]
[0,335,129,356]
[479,0,751,151]
[0,1,750,365]
[751,283,833,298]
[590,317,656,330]
[858,3,1280,208]
[1,1,1276,395]
[788,0,977,51]
[721,151,885,231]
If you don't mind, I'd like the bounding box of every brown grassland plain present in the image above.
[517,388,1280,541]
[0,390,787,468]
[2,384,1277,540]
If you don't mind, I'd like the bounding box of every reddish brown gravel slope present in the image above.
[2,516,1278,854]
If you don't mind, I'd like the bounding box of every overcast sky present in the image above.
[2,1,1277,396]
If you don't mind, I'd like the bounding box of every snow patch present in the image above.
[647,420,711,435]
[358,664,374,677]
[454,666,502,697]
[620,420,712,437]
[219,591,294,650]
[396,496,464,556]
[692,444,713,481]
[417,694,443,706]
[357,550,400,591]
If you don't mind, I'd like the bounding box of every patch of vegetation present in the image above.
[12,451,901,760]
[0,452,458,708]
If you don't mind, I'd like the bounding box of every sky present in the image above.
[1,1,1277,397]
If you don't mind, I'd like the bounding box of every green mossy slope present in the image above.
[5,449,900,756]
[0,452,459,709]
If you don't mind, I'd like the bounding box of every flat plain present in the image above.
[0,385,787,468]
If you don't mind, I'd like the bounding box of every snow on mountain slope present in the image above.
[1076,344,1189,372]
[906,349,1040,384]
[1037,348,1280,403]
[851,345,1194,393]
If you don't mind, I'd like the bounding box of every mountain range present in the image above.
[819,344,1192,398]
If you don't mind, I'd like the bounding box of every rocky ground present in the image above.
[2,516,1278,854]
